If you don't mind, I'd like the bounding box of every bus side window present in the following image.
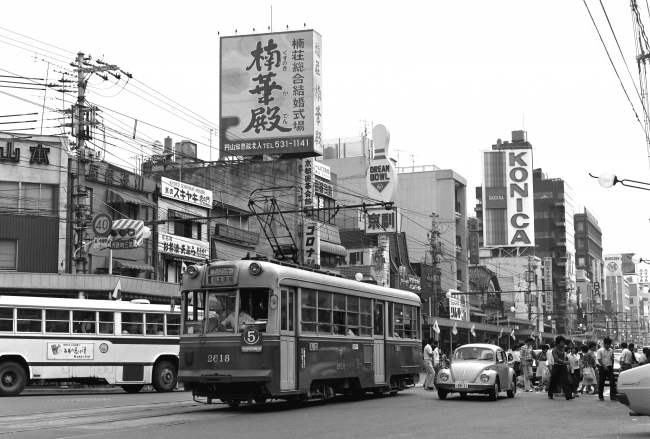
[146,314,164,335]
[0,307,12,332]
[46,309,70,333]
[73,311,96,334]
[122,312,143,335]
[98,312,114,335]
[17,308,42,333]
[166,314,180,335]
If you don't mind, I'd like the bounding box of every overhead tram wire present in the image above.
[0,26,76,55]
[583,0,648,140]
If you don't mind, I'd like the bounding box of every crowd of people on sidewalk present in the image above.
[422,335,650,400]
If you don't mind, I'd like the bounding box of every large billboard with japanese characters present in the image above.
[220,30,323,158]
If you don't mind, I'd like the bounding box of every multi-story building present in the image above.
[574,207,604,338]
[0,134,69,274]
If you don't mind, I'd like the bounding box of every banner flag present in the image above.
[470,324,476,337]
[510,328,516,340]
[452,322,458,335]
[111,278,122,301]
[433,320,440,334]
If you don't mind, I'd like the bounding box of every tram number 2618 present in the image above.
[207,354,230,363]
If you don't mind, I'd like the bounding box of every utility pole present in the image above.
[71,52,121,274]
[525,255,534,323]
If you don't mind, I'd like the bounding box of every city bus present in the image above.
[0,296,180,396]
[178,258,422,407]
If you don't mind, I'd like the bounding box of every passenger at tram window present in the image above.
[347,328,356,336]
[332,325,340,335]
[128,324,142,335]
[207,312,221,332]
[81,318,94,334]
[99,323,113,334]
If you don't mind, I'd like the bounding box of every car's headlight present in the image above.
[480,374,490,383]
[439,372,449,381]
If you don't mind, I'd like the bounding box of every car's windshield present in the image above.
[453,347,495,361]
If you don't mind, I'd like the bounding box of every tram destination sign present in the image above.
[206,266,238,286]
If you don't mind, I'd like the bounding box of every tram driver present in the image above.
[222,310,255,331]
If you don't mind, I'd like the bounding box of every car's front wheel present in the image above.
[437,388,448,400]
[488,382,499,401]
[506,380,516,398]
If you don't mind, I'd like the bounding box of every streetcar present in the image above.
[0,296,180,396]
[178,258,422,407]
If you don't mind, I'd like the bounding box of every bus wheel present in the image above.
[152,360,177,392]
[121,384,144,394]
[0,362,26,397]
[254,397,267,404]
[227,400,240,408]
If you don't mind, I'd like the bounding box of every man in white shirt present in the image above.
[423,338,436,390]
[596,337,616,401]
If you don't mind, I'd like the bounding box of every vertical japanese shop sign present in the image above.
[506,149,534,246]
[303,157,315,215]
[544,257,553,311]
[220,30,323,157]
[302,220,320,266]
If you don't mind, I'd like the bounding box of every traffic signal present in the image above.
[109,219,144,249]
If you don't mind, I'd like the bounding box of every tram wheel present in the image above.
[121,384,144,394]
[227,400,241,408]
[152,360,177,392]
[0,362,26,397]
[254,397,267,404]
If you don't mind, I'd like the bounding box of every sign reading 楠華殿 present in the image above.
[220,30,323,158]
[505,149,534,246]
[161,177,213,208]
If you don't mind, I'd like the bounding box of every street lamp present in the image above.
[590,172,650,192]
[630,254,650,265]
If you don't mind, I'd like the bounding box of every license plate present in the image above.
[455,381,469,389]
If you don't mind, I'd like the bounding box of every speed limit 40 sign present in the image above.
[92,213,113,237]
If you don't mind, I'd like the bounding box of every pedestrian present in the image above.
[596,337,617,401]
[641,348,650,365]
[567,346,581,398]
[512,344,522,377]
[422,338,436,391]
[627,343,638,369]
[520,337,536,392]
[579,343,597,394]
[547,336,574,400]
[535,344,550,390]
[620,342,632,372]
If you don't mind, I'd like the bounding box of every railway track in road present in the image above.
[0,398,239,436]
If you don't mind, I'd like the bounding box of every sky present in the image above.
[2,0,650,259]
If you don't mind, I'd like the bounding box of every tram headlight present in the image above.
[439,372,449,382]
[480,373,490,383]
[249,262,263,275]
[186,265,199,278]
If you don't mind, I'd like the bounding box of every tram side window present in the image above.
[166,314,180,335]
[73,311,96,334]
[317,291,331,334]
[347,297,359,336]
[332,293,346,335]
[46,310,70,333]
[393,303,404,338]
[359,298,372,336]
[146,314,164,335]
[0,308,13,332]
[183,291,205,334]
[206,292,236,333]
[98,312,114,334]
[17,308,42,333]
[301,288,317,333]
[122,313,143,335]
[403,305,413,338]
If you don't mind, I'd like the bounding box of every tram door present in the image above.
[373,301,385,384]
[279,288,297,391]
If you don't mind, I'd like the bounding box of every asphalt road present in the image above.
[0,387,648,439]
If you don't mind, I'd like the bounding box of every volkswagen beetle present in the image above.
[617,364,650,416]
[435,343,516,400]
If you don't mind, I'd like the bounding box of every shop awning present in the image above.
[114,260,155,272]
[107,188,156,208]
[320,241,347,256]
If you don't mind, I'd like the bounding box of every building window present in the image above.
[578,257,585,267]
[0,181,19,212]
[349,251,363,265]
[0,239,17,270]
[576,221,584,232]
[577,238,585,250]
[112,203,138,221]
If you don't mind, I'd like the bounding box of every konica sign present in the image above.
[506,150,534,246]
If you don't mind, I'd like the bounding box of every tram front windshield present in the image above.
[183,289,269,335]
